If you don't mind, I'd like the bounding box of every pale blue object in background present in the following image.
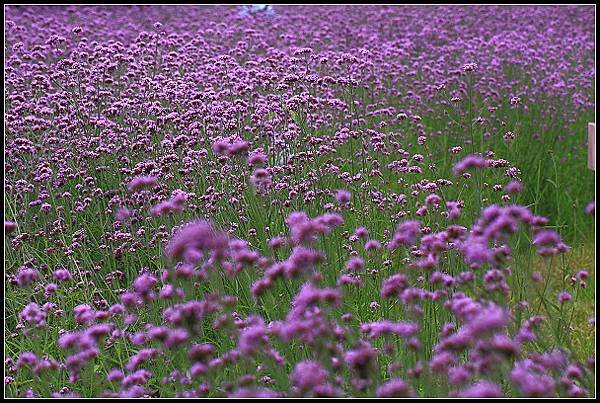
[239,4,275,17]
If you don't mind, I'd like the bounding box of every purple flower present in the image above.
[462,62,478,72]
[577,270,589,280]
[268,236,286,250]
[457,380,503,397]
[458,237,493,269]
[150,193,186,216]
[287,283,342,321]
[165,220,229,263]
[505,180,523,194]
[3,4,596,399]
[190,362,207,378]
[133,273,158,300]
[354,226,369,238]
[511,360,556,397]
[16,352,37,368]
[5,221,17,233]
[126,348,159,371]
[467,304,510,338]
[250,168,272,189]
[388,220,421,250]
[107,368,124,382]
[335,189,351,205]
[360,320,420,339]
[345,256,365,271]
[425,194,442,206]
[337,274,363,287]
[445,201,462,220]
[122,369,153,387]
[291,360,328,392]
[584,201,595,215]
[533,229,568,256]
[53,268,72,282]
[73,304,95,325]
[238,318,268,355]
[364,239,381,251]
[285,246,325,278]
[16,268,39,287]
[164,328,189,348]
[376,378,415,397]
[44,283,58,295]
[20,303,47,327]
[558,291,572,303]
[430,350,456,373]
[128,176,158,192]
[248,150,268,166]
[453,154,487,175]
[228,387,282,398]
[344,341,377,378]
[448,365,471,384]
[115,207,131,221]
[188,343,214,363]
[381,273,409,298]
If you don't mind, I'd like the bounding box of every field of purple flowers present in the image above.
[4,5,596,398]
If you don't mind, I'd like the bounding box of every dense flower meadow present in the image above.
[4,5,596,398]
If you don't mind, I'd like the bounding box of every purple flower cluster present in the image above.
[4,4,594,398]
